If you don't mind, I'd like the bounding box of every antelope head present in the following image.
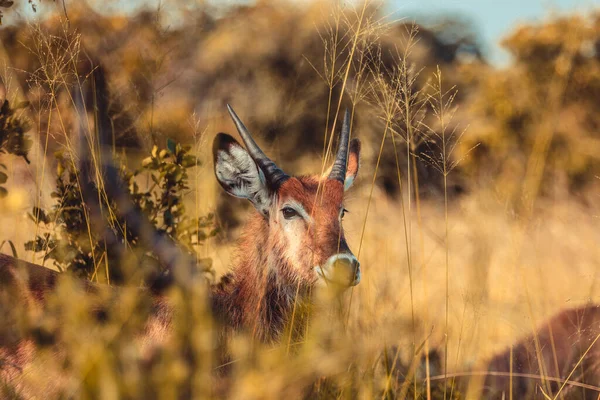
[213,106,361,290]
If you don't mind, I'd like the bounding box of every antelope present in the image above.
[210,105,361,342]
[481,304,600,399]
[397,305,600,399]
[0,67,362,392]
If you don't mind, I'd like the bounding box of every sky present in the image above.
[391,0,600,65]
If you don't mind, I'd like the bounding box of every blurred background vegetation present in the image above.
[0,0,600,398]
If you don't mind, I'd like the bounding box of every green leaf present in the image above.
[166,138,177,154]
[142,156,154,168]
[182,155,198,168]
[174,169,183,182]
[24,236,46,252]
[0,171,7,184]
[31,206,50,224]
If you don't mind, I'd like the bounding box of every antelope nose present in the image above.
[320,254,361,287]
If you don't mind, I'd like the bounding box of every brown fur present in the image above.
[481,305,600,399]
[210,176,350,342]
[385,306,600,399]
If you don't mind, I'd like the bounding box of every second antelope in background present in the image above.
[397,305,600,399]
[481,304,600,399]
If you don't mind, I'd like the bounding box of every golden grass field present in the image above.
[0,0,599,398]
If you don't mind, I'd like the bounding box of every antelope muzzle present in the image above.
[317,253,361,288]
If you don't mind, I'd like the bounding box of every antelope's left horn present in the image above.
[328,109,351,183]
[227,104,289,189]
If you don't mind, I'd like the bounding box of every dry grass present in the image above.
[0,1,599,399]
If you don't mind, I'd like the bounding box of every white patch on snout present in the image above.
[316,253,360,287]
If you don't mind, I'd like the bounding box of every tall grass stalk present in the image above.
[394,26,429,399]
[421,66,470,399]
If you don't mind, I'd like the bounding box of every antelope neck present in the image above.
[212,212,311,343]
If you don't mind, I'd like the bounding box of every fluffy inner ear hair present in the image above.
[212,133,271,216]
[344,138,361,191]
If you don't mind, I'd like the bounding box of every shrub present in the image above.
[25,139,217,282]
[0,93,32,197]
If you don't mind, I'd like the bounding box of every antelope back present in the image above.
[0,253,60,304]
[483,305,600,399]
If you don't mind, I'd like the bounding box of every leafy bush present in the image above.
[0,95,32,197]
[25,139,217,282]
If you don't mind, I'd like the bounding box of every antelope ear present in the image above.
[213,133,271,216]
[322,138,361,191]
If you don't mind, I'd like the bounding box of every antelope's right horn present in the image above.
[328,109,351,184]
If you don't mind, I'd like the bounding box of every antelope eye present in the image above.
[341,208,349,219]
[281,207,300,220]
